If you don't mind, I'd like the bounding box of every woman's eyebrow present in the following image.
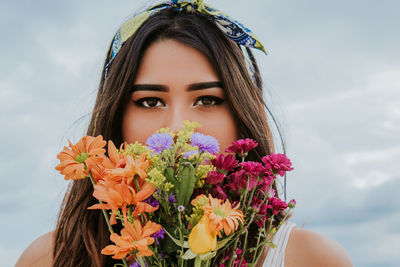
[130,81,223,93]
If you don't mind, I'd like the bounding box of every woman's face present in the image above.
[122,38,239,152]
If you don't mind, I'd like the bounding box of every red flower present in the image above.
[206,170,225,185]
[211,154,239,173]
[262,153,294,176]
[229,169,258,192]
[239,161,264,179]
[225,138,258,157]
[266,197,288,215]
[209,185,228,200]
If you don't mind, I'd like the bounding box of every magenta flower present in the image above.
[210,185,228,200]
[267,197,288,215]
[205,170,226,185]
[222,248,247,267]
[211,154,239,173]
[225,138,258,157]
[254,216,266,228]
[262,153,294,176]
[229,169,258,192]
[239,161,265,179]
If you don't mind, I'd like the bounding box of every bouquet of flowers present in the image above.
[55,120,295,267]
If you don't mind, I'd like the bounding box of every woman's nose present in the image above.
[165,102,187,133]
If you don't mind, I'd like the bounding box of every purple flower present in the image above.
[143,195,160,208]
[168,193,176,203]
[184,150,199,159]
[130,262,147,267]
[146,132,174,154]
[151,228,166,245]
[190,132,219,154]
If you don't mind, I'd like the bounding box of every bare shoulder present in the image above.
[15,231,54,267]
[285,227,353,267]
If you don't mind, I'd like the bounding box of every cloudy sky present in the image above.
[1,0,399,266]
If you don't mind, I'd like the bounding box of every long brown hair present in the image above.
[53,8,285,267]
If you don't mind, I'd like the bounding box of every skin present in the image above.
[15,39,353,267]
[121,39,239,152]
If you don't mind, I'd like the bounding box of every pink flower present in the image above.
[225,138,258,157]
[239,161,264,179]
[229,169,257,192]
[211,154,239,173]
[262,153,294,176]
[254,216,266,228]
[267,197,288,215]
[256,175,274,196]
[221,248,247,267]
[206,170,225,185]
[210,185,228,200]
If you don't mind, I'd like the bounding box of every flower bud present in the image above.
[188,216,217,254]
[288,199,296,208]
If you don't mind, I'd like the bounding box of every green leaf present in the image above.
[164,228,189,248]
[269,242,277,248]
[199,250,216,261]
[215,235,234,250]
[181,248,197,260]
[177,163,196,207]
[164,166,178,188]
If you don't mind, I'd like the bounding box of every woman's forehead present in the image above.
[134,39,220,84]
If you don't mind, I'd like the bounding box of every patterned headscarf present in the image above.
[103,0,267,92]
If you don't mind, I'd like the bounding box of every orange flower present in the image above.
[88,179,158,224]
[88,140,125,182]
[203,194,244,237]
[104,153,150,185]
[55,135,106,180]
[101,219,162,259]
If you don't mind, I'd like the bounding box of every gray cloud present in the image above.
[1,0,399,266]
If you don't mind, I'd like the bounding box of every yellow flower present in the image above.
[196,164,215,180]
[188,215,217,254]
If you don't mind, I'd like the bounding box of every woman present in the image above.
[16,1,353,266]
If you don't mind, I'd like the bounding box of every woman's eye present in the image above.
[194,96,224,107]
[133,97,164,108]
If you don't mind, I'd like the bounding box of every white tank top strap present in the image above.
[262,220,297,267]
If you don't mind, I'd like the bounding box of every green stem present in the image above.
[194,256,202,267]
[227,236,240,267]
[253,214,275,265]
[134,176,141,191]
[136,256,146,267]
[252,218,267,264]
[177,211,185,267]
